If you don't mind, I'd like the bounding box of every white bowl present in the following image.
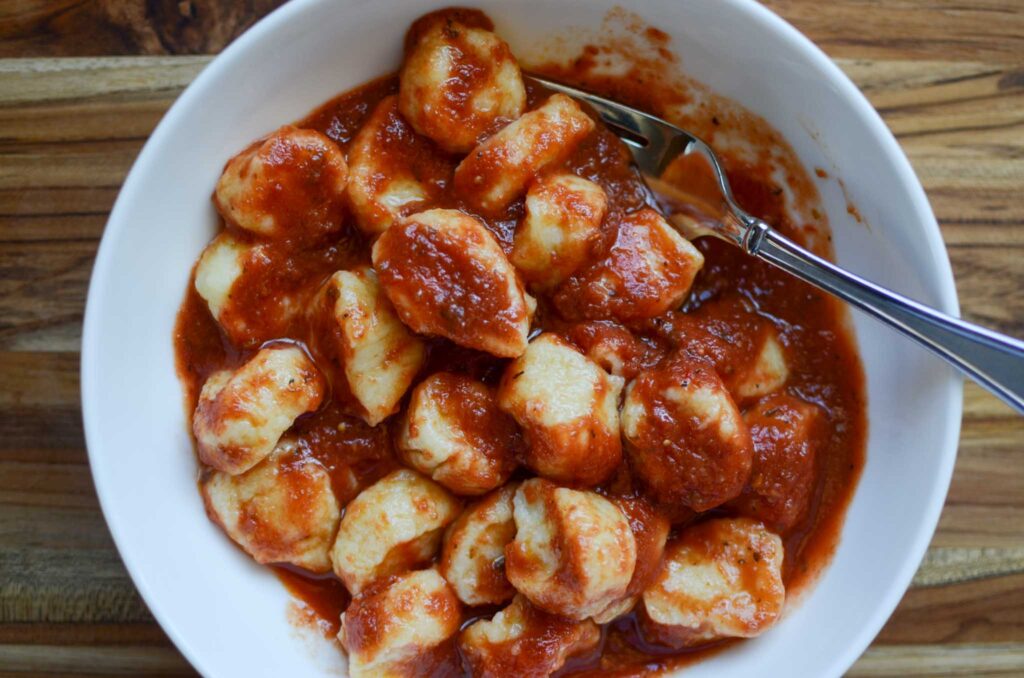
[82,0,963,676]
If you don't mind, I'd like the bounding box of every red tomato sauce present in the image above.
[174,21,866,675]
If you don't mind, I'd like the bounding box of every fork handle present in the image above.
[745,221,1024,413]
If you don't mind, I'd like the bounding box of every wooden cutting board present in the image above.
[0,1,1021,675]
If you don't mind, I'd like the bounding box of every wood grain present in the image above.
[850,644,1024,677]
[0,1,1021,676]
[761,0,1024,63]
[0,1,285,57]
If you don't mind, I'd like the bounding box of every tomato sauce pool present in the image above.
[175,61,866,675]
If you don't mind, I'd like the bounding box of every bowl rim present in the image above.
[81,0,963,675]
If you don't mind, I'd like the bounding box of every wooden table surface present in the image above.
[1,1,1021,675]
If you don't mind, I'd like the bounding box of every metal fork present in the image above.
[528,75,1024,414]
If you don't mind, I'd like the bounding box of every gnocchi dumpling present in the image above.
[454,94,596,213]
[497,333,623,486]
[372,209,534,358]
[732,329,789,401]
[307,267,426,426]
[439,483,518,606]
[621,351,753,512]
[330,469,461,594]
[214,125,348,243]
[641,518,785,647]
[400,13,526,153]
[347,95,455,236]
[194,232,247,325]
[201,439,339,573]
[732,393,824,531]
[652,297,789,403]
[397,373,518,496]
[193,345,325,475]
[511,172,607,289]
[505,479,636,620]
[592,496,671,623]
[565,320,665,380]
[339,568,461,678]
[193,232,302,347]
[554,208,704,322]
[460,594,600,678]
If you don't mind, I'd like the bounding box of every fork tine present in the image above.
[527,75,649,135]
[617,137,647,150]
[525,75,751,245]
[526,74,696,176]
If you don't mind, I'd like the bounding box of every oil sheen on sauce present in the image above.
[174,19,866,677]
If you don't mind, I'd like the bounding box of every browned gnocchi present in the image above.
[372,208,534,358]
[505,478,636,620]
[339,568,461,677]
[330,469,461,595]
[641,517,785,647]
[497,333,624,486]
[192,345,325,475]
[214,125,348,243]
[454,94,596,213]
